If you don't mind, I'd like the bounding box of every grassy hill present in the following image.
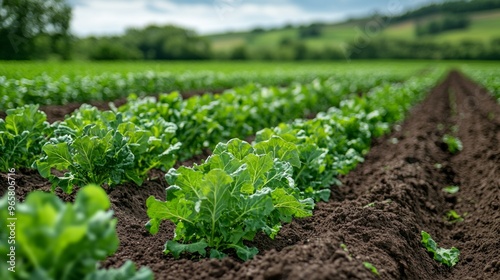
[383,9,500,42]
[205,8,500,56]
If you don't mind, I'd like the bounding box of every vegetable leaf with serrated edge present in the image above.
[0,185,153,280]
[146,138,311,260]
[421,231,460,267]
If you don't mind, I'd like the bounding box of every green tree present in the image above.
[230,45,248,60]
[298,23,323,38]
[86,37,143,60]
[0,0,72,60]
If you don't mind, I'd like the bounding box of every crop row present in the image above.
[0,70,404,111]
[462,68,500,101]
[1,73,399,192]
[0,69,443,279]
[146,72,442,260]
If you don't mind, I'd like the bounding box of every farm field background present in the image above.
[207,9,500,52]
[1,0,500,279]
[1,60,500,79]
[0,60,441,79]
[1,59,500,279]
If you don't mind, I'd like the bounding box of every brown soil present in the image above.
[1,71,499,280]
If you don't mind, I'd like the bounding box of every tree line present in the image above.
[1,0,500,61]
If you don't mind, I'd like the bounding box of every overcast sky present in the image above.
[69,0,436,36]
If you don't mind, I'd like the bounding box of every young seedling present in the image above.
[363,262,380,276]
[363,202,376,208]
[363,199,392,208]
[445,210,464,223]
[340,243,348,252]
[421,231,460,267]
[339,243,353,261]
[442,186,460,194]
[442,135,463,154]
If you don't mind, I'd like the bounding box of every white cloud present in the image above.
[71,0,343,36]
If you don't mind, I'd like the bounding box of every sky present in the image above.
[69,0,437,36]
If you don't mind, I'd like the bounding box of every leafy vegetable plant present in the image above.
[35,124,135,193]
[146,73,442,261]
[442,135,463,154]
[0,105,51,172]
[421,231,460,267]
[146,138,313,260]
[0,185,153,280]
[35,105,180,193]
[0,70,358,110]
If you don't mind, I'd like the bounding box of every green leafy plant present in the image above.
[421,231,460,267]
[364,202,376,208]
[363,199,392,208]
[363,262,380,276]
[255,127,334,202]
[0,185,153,280]
[0,70,363,111]
[445,210,464,223]
[442,186,460,194]
[0,105,52,171]
[340,243,348,251]
[118,76,355,161]
[84,261,152,280]
[146,138,313,260]
[35,124,136,193]
[146,73,442,261]
[442,135,463,154]
[35,105,180,193]
[63,105,181,177]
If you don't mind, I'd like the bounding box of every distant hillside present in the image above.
[204,0,500,59]
[383,9,500,43]
[392,0,500,22]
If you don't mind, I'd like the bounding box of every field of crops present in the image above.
[0,61,499,280]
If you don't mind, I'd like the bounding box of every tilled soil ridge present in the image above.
[444,72,500,279]
[1,71,499,280]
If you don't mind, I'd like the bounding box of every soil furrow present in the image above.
[442,72,500,279]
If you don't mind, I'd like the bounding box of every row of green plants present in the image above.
[0,70,443,279]
[462,67,500,101]
[0,70,400,111]
[1,74,397,193]
[146,73,441,260]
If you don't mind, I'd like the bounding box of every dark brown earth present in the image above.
[1,71,499,280]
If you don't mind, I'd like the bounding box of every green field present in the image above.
[0,60,438,79]
[383,9,500,43]
[1,57,500,279]
[1,60,498,112]
[206,22,360,52]
[205,9,500,53]
[2,60,500,79]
